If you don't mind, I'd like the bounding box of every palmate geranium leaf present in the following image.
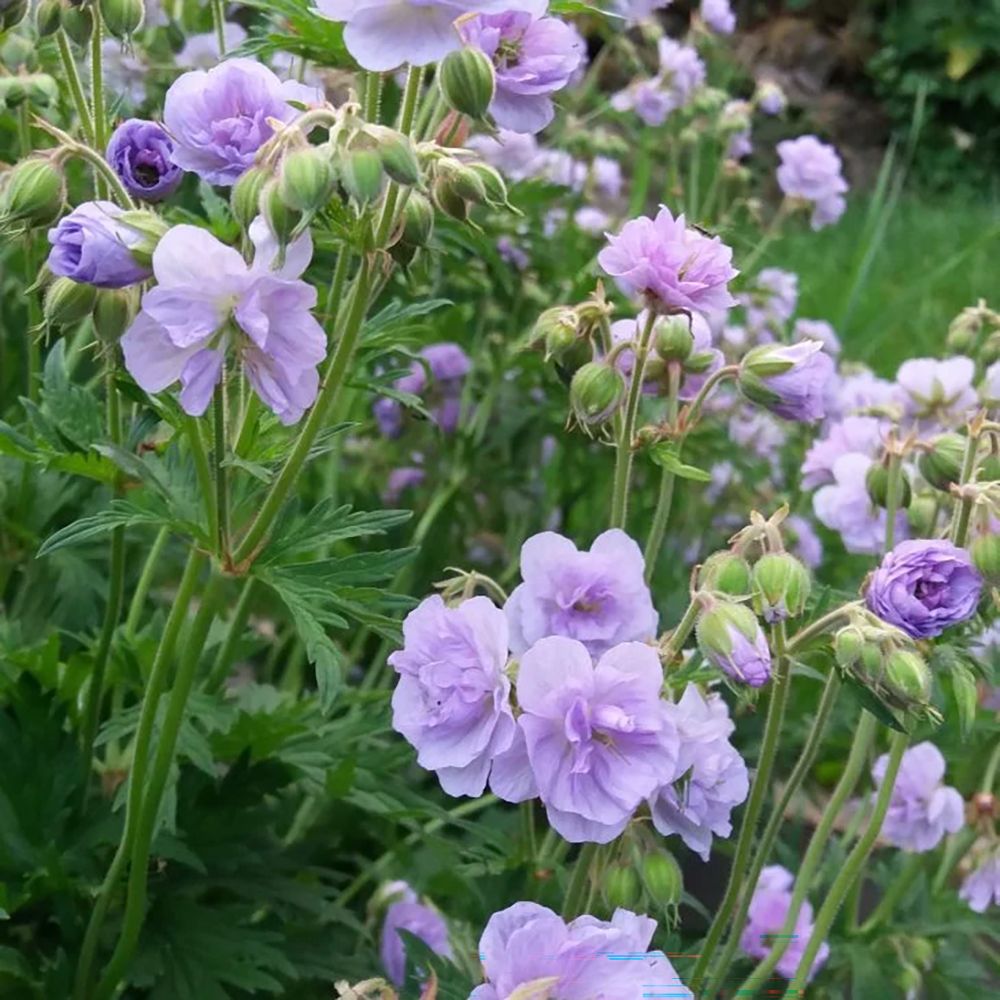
[36,499,171,556]
[234,0,352,67]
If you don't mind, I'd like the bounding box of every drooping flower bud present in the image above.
[0,0,27,31]
[884,649,931,705]
[112,209,169,268]
[946,304,986,353]
[833,626,866,670]
[438,45,496,121]
[34,0,61,36]
[865,461,912,509]
[278,145,334,214]
[751,552,811,622]
[0,156,64,227]
[99,0,144,40]
[400,190,434,248]
[230,165,269,229]
[467,162,511,209]
[259,179,303,254]
[654,315,694,363]
[61,2,94,44]
[697,550,752,596]
[340,147,384,205]
[533,306,580,362]
[918,433,965,491]
[602,863,643,911]
[971,533,1000,586]
[93,288,135,342]
[738,340,833,422]
[639,850,682,906]
[696,601,772,687]
[430,174,469,222]
[435,159,489,205]
[368,126,421,186]
[43,276,96,327]
[569,361,626,427]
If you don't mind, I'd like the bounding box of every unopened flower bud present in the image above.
[61,2,94,44]
[865,461,912,509]
[697,601,772,687]
[260,179,303,251]
[0,77,25,108]
[569,361,626,426]
[533,306,579,360]
[982,331,1000,366]
[685,349,715,374]
[431,174,469,222]
[834,626,865,670]
[278,145,334,214]
[113,209,169,267]
[947,310,981,354]
[35,0,61,36]
[654,315,694,363]
[1,156,64,227]
[369,126,421,186]
[436,159,489,205]
[93,287,135,342]
[438,46,496,120]
[971,533,1000,586]
[0,0,27,31]
[697,550,751,596]
[602,864,643,911]
[639,850,682,906]
[230,165,269,229]
[401,190,434,247]
[43,276,96,327]
[99,0,144,39]
[25,74,59,108]
[751,552,811,622]
[906,495,937,537]
[467,162,511,208]
[919,433,965,491]
[885,649,931,704]
[340,147,384,205]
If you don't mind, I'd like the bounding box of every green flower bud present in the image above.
[0,0,27,31]
[35,0,61,36]
[751,551,811,622]
[569,361,626,426]
[639,850,682,906]
[430,174,469,222]
[833,626,865,670]
[401,190,434,247]
[436,159,489,205]
[602,864,643,911]
[654,315,694,363]
[1,156,64,227]
[533,306,579,360]
[858,641,884,679]
[114,209,169,267]
[25,74,59,108]
[61,2,94,45]
[259,179,303,254]
[438,46,496,120]
[43,276,96,327]
[230,165,269,230]
[99,0,144,39]
[467,162,511,208]
[885,649,931,704]
[93,288,134,342]
[906,495,937,537]
[369,126,421,186]
[278,145,334,214]
[919,433,965,491]
[696,601,772,687]
[981,454,1000,481]
[971,533,1000,586]
[865,461,912,509]
[982,331,1000,367]
[340,147,384,205]
[697,550,752,596]
[0,76,25,107]
[684,349,715,374]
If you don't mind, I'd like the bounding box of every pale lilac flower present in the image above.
[599,205,738,316]
[613,0,673,23]
[573,205,610,234]
[383,465,426,503]
[981,360,1000,404]
[794,317,840,355]
[756,79,786,115]
[389,595,515,797]
[316,0,547,72]
[960,851,1000,912]
[101,39,147,106]
[727,128,752,160]
[592,155,623,200]
[460,11,584,133]
[164,58,320,186]
[786,514,823,569]
[829,367,900,419]
[504,529,658,657]
[649,686,749,860]
[741,866,830,982]
[497,235,529,269]
[701,0,735,34]
[739,340,835,421]
[657,37,707,105]
[802,415,887,489]
[176,22,249,68]
[776,135,849,230]
[47,202,153,288]
[727,407,787,463]
[121,219,325,423]
[866,539,982,640]
[612,78,674,127]
[470,903,692,999]
[515,637,678,843]
[697,603,773,688]
[896,356,977,425]
[538,149,587,189]
[106,119,184,202]
[381,895,453,986]
[874,741,964,852]
[739,267,798,334]
[466,129,542,181]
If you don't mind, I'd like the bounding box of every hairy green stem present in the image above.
[213,381,230,560]
[660,597,700,666]
[883,451,903,550]
[90,12,107,160]
[951,426,981,546]
[56,29,95,144]
[790,731,908,991]
[183,414,217,546]
[373,66,423,247]
[643,362,681,578]
[124,526,170,640]
[212,0,227,55]
[205,578,257,693]
[561,843,598,920]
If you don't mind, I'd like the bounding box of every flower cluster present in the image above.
[776,135,849,230]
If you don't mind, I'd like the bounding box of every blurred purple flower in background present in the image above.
[176,22,249,68]
[802,415,887,489]
[794,318,841,355]
[701,0,735,34]
[739,267,798,334]
[960,851,1000,913]
[380,888,453,986]
[896,356,977,426]
[106,119,184,202]
[776,135,848,230]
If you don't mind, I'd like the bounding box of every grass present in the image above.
[761,190,1000,373]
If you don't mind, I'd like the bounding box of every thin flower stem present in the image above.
[682,364,738,428]
[786,603,861,654]
[982,739,1000,792]
[90,12,107,181]
[951,424,982,546]
[183,414,217,546]
[363,71,383,124]
[689,622,793,993]
[610,310,657,529]
[124,526,170,639]
[703,669,843,998]
[883,450,903,550]
[643,363,681,578]
[660,597,700,666]
[737,710,877,996]
[74,549,207,1000]
[858,853,923,935]
[741,199,789,275]
[213,380,230,560]
[56,140,136,209]
[561,843,598,920]
[787,730,909,992]
[212,0,227,55]
[56,29,95,144]
[17,106,42,401]
[205,577,257,693]
[373,65,423,247]
[94,574,225,1000]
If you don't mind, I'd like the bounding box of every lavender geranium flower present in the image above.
[383,465,426,503]
[470,902,693,999]
[177,22,249,68]
[960,850,1000,912]
[380,889,453,986]
[599,206,738,316]
[389,595,515,797]
[121,219,325,423]
[593,155,623,200]
[873,741,964,852]
[649,686,749,860]
[697,602,772,687]
[612,78,674,127]
[756,79,786,115]
[786,513,823,569]
[739,267,798,335]
[776,135,849,230]
[794,317,841,355]
[504,529,658,657]
[896,356,977,426]
[613,0,673,23]
[701,0,735,34]
[739,340,835,421]
[866,539,982,640]
[466,129,543,180]
[611,38,705,126]
[106,119,184,202]
[460,11,584,134]
[516,636,679,842]
[740,866,830,982]
[47,201,153,288]
[316,0,547,72]
[802,415,887,489]
[164,58,319,186]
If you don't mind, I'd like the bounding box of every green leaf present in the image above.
[948,661,979,739]
[648,441,712,481]
[37,500,169,556]
[842,672,909,733]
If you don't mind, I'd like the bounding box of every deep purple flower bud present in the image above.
[738,340,835,422]
[866,539,982,640]
[106,119,184,202]
[47,201,154,288]
[696,602,772,687]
